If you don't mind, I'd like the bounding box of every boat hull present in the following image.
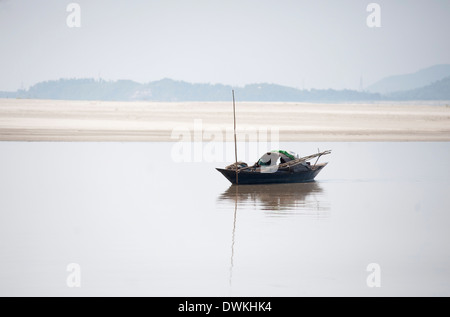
[216,163,327,185]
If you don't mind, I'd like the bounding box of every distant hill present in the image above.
[22,78,142,101]
[2,70,450,102]
[0,91,17,98]
[387,76,450,100]
[367,64,450,94]
[0,78,382,102]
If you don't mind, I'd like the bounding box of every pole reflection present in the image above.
[219,181,329,288]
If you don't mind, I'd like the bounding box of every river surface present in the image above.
[0,141,449,296]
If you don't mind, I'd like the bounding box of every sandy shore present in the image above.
[0,98,449,141]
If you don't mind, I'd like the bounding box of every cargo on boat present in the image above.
[216,149,331,185]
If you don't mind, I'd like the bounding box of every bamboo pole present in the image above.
[232,90,238,184]
[313,148,321,168]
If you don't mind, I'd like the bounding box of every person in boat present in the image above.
[256,150,299,166]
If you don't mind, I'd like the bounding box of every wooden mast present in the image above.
[232,90,238,185]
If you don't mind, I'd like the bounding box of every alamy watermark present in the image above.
[66,263,81,288]
[66,3,81,28]
[366,3,381,28]
[366,263,381,288]
[170,119,279,164]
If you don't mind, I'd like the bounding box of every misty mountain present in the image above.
[367,64,450,94]
[2,78,382,102]
[0,91,16,98]
[2,67,449,102]
[21,78,142,101]
[386,76,450,100]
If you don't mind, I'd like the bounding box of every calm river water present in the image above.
[0,142,449,296]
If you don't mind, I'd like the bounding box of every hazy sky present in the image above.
[1,0,449,91]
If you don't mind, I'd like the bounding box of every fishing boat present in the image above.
[216,149,331,185]
[216,90,331,185]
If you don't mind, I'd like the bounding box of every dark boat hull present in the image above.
[216,163,327,185]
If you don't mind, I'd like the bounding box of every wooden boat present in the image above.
[216,149,331,185]
[216,90,331,185]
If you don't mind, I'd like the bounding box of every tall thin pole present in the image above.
[232,90,238,185]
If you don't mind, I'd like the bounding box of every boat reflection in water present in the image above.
[217,181,329,216]
[218,181,329,286]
